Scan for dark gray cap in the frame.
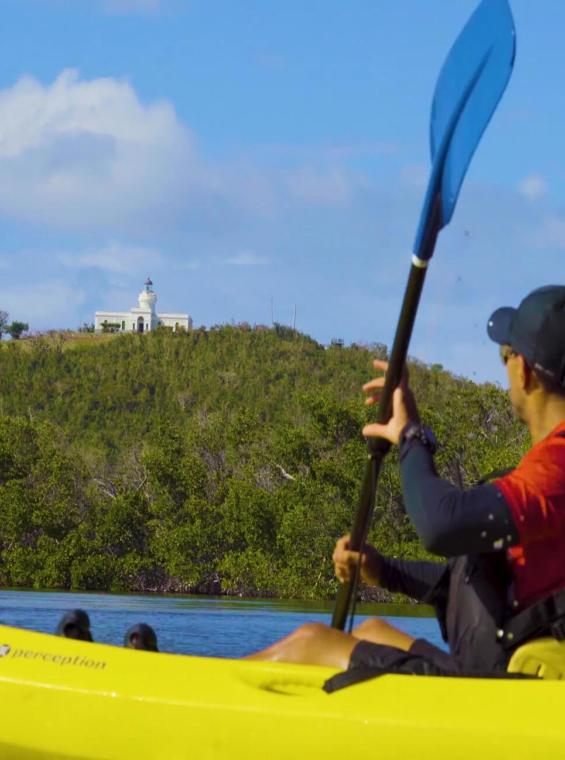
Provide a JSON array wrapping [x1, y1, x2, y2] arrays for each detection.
[[487, 285, 565, 387]]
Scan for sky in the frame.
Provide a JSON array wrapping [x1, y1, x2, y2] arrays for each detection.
[[0, 0, 563, 386]]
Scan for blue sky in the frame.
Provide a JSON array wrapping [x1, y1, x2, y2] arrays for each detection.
[[0, 0, 564, 386]]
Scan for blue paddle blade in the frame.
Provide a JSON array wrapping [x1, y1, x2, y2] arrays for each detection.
[[413, 0, 515, 260]]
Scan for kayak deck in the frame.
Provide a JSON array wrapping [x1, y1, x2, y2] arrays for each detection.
[[0, 624, 562, 759]]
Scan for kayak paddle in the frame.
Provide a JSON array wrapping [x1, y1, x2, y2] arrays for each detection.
[[332, 0, 516, 631]]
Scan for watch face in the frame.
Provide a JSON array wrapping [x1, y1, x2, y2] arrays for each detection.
[[405, 423, 436, 452]]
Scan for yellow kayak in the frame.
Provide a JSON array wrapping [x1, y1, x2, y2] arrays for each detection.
[[0, 623, 562, 759]]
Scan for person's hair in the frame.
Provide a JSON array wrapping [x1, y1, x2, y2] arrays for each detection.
[[534, 369, 565, 398]]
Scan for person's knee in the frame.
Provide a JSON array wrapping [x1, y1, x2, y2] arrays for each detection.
[[291, 622, 328, 642], [353, 618, 387, 638], [352, 617, 414, 651], [245, 622, 331, 662]]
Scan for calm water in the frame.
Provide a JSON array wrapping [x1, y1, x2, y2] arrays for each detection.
[[0, 591, 445, 657]]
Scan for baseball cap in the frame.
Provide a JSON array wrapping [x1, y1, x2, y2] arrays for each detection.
[[487, 285, 565, 387]]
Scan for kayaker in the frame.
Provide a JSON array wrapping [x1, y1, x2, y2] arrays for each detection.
[[124, 623, 159, 652], [248, 285, 565, 675], [56, 609, 93, 642]]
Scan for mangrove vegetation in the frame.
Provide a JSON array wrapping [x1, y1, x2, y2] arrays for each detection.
[[0, 326, 527, 599]]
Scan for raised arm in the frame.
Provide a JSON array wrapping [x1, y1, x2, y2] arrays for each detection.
[[362, 360, 519, 558]]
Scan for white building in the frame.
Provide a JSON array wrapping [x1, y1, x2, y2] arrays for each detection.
[[95, 278, 192, 334]]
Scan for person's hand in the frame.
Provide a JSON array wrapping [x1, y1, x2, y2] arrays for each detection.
[[332, 534, 382, 587], [362, 359, 420, 445]]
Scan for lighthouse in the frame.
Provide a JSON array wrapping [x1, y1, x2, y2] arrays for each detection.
[[94, 278, 192, 334]]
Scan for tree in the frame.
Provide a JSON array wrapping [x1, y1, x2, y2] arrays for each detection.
[[101, 320, 120, 334], [0, 325, 526, 597], [7, 322, 28, 340], [0, 310, 8, 338]]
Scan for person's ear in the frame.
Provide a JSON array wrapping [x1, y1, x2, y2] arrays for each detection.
[[517, 354, 534, 392]]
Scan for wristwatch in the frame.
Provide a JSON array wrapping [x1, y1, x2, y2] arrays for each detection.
[[399, 422, 437, 454]]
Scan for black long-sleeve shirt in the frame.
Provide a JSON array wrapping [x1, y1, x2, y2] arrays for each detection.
[[377, 437, 519, 601], [399, 438, 519, 556], [378, 555, 446, 603]]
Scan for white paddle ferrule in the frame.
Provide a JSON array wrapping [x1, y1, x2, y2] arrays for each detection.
[[411, 254, 429, 269]]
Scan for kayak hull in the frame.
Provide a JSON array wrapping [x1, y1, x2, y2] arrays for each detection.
[[0, 624, 561, 759]]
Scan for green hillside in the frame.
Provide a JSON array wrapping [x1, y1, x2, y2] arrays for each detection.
[[0, 326, 527, 599]]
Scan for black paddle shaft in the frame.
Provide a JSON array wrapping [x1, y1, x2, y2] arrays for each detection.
[[330, 0, 516, 632], [331, 202, 440, 631]]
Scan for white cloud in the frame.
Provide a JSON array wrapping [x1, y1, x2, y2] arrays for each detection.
[[227, 251, 268, 267], [517, 173, 548, 202], [59, 241, 162, 272], [0, 71, 391, 238], [0, 70, 289, 234], [0, 70, 200, 232]]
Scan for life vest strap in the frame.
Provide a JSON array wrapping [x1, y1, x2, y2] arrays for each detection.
[[501, 588, 565, 650]]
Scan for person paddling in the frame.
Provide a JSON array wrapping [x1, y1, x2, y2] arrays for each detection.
[[248, 285, 565, 675]]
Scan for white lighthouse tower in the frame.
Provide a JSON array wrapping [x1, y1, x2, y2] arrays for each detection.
[[95, 278, 191, 334], [131, 277, 158, 333]]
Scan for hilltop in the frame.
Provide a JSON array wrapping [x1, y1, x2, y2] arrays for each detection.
[[0, 326, 526, 598]]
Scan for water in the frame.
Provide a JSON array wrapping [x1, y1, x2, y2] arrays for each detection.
[[0, 590, 445, 658]]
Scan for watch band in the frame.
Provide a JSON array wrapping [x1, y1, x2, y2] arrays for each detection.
[[399, 422, 437, 455]]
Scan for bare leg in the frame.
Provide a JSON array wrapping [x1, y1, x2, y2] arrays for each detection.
[[245, 618, 415, 669], [352, 618, 415, 651], [245, 623, 359, 669]]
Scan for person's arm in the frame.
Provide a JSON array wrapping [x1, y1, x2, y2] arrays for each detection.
[[399, 439, 519, 556], [333, 535, 447, 602], [378, 555, 447, 603], [361, 358, 519, 558]]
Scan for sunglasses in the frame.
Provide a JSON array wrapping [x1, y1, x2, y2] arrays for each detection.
[[499, 345, 517, 366]]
